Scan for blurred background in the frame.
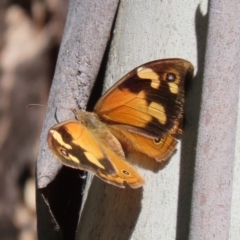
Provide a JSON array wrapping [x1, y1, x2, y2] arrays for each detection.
[[0, 0, 68, 239]]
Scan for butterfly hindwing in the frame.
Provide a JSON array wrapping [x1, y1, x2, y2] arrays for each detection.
[[109, 125, 178, 162], [97, 142, 144, 188]]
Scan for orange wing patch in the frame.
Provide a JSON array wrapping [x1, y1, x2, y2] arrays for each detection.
[[109, 126, 177, 162]]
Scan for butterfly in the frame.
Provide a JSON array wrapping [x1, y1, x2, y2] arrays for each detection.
[[47, 58, 194, 188]]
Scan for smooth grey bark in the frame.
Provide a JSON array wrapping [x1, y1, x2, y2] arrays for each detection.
[[76, 1, 201, 239], [189, 1, 240, 239], [36, 0, 119, 238]]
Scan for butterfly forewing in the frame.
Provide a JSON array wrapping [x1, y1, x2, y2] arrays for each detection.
[[48, 120, 116, 175], [48, 120, 145, 188], [94, 59, 193, 139]]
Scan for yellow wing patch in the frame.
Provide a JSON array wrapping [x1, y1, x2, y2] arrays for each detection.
[[50, 130, 72, 150], [168, 82, 178, 94], [148, 102, 166, 124], [137, 67, 161, 89], [84, 152, 105, 169]]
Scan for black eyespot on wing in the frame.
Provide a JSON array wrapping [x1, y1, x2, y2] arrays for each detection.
[[122, 169, 130, 176], [60, 149, 69, 157], [154, 138, 161, 145], [166, 73, 176, 82]]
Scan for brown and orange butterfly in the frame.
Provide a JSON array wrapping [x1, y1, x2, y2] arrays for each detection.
[[47, 58, 193, 188]]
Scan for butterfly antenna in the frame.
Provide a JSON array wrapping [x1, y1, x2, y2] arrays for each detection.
[[54, 108, 60, 123], [27, 104, 69, 124], [26, 104, 47, 108]]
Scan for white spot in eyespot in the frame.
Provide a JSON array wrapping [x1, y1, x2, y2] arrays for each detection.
[[61, 149, 68, 156], [166, 73, 176, 82]]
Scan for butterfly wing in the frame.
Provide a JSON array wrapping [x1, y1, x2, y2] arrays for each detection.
[[97, 141, 144, 188], [94, 59, 193, 160], [48, 120, 144, 188], [109, 125, 178, 162]]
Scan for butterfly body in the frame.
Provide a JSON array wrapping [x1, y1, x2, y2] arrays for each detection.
[[48, 59, 194, 188]]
